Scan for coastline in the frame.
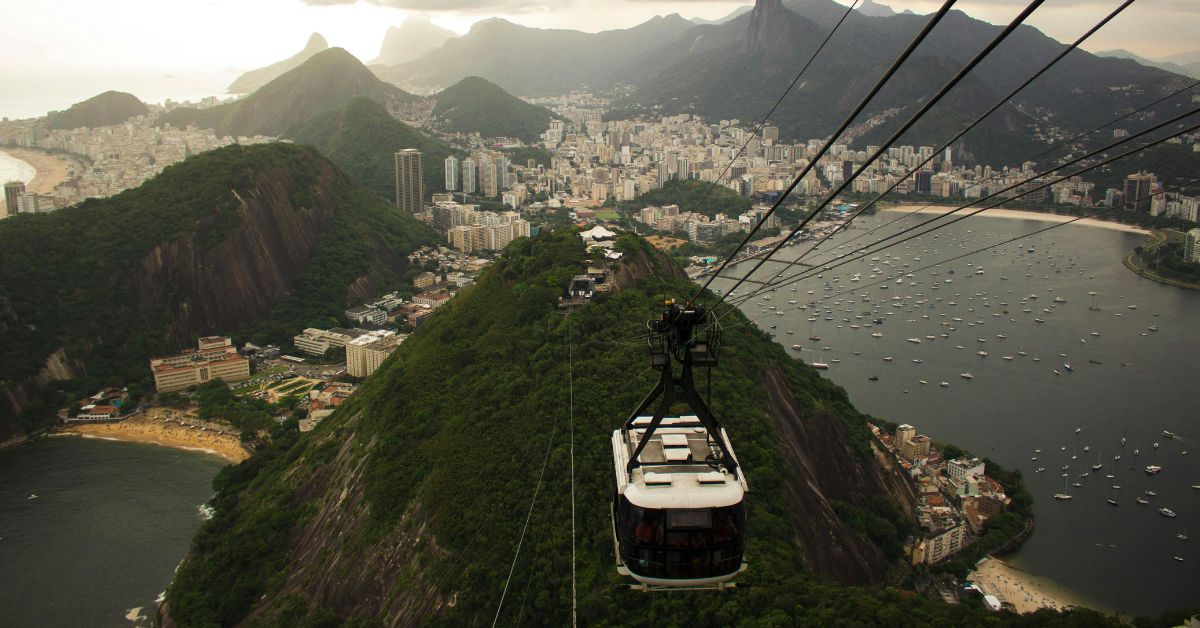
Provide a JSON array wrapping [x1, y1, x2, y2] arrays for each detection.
[[968, 557, 1098, 615], [0, 147, 74, 195], [58, 409, 249, 464], [880, 205, 1151, 235]]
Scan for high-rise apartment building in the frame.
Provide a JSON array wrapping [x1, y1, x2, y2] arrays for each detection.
[[462, 157, 477, 194], [4, 181, 25, 218], [394, 149, 424, 213], [1124, 171, 1154, 213], [346, 330, 405, 378], [444, 155, 459, 191], [761, 125, 779, 144]]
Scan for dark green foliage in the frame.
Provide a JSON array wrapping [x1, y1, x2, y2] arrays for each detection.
[[501, 146, 554, 168], [0, 142, 434, 436], [622, 179, 751, 218], [288, 96, 458, 200], [161, 48, 418, 138], [161, 230, 1184, 626], [431, 76, 556, 141], [831, 496, 914, 560], [45, 90, 149, 130], [168, 421, 305, 626], [193, 379, 276, 432]]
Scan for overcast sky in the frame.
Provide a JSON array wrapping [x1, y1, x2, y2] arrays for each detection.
[[0, 0, 1195, 77]]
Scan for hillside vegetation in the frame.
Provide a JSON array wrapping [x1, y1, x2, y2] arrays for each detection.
[[623, 179, 752, 218], [0, 143, 434, 436], [431, 76, 556, 141], [162, 48, 417, 138], [46, 91, 149, 130], [288, 97, 458, 201], [160, 230, 1172, 627]]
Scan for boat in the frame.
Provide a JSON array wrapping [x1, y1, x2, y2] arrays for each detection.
[[907, 338, 922, 344], [1002, 355, 1014, 361], [868, 375, 879, 381], [1162, 430, 1177, 439], [1054, 476, 1073, 500], [1107, 499, 1118, 506], [1145, 491, 1158, 496], [1075, 427, 1082, 433], [1159, 508, 1177, 518], [883, 356, 894, 362], [977, 350, 989, 357], [872, 332, 883, 338], [1178, 533, 1190, 541], [1146, 465, 1163, 475], [919, 380, 928, 385], [960, 373, 974, 380], [1137, 497, 1149, 505], [1174, 556, 1184, 562], [1154, 442, 1160, 449], [912, 359, 923, 364], [791, 344, 802, 350], [27, 494, 37, 500], [1063, 363, 1073, 372], [812, 362, 830, 370], [939, 382, 950, 388], [1088, 359, 1102, 365]]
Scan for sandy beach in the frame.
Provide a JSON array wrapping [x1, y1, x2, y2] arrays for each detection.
[[881, 205, 1150, 235], [968, 557, 1092, 614], [60, 408, 249, 463], [0, 148, 74, 195]]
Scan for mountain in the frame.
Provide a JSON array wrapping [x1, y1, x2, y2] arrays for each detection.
[[227, 33, 329, 94], [690, 5, 752, 25], [0, 143, 434, 437], [45, 91, 149, 129], [288, 96, 458, 200], [429, 76, 556, 141], [374, 14, 696, 95], [616, 0, 1195, 167], [856, 0, 896, 17], [162, 48, 418, 138], [159, 231, 1154, 626], [370, 16, 456, 66], [1095, 49, 1200, 79]]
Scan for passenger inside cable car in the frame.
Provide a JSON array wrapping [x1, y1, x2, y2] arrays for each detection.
[[616, 500, 746, 580]]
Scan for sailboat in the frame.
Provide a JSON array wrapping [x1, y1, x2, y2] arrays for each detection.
[[1054, 475, 1073, 500], [1092, 450, 1103, 471]]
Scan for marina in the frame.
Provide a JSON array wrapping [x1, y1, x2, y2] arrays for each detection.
[[712, 211, 1200, 615]]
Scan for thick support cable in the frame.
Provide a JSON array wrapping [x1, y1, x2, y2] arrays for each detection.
[[719, 116, 1200, 309], [689, 0, 959, 306], [733, 0, 1133, 306], [705, 0, 1044, 311]]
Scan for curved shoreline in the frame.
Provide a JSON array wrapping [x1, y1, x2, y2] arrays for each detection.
[[0, 147, 74, 195], [58, 410, 249, 463], [880, 205, 1151, 235]]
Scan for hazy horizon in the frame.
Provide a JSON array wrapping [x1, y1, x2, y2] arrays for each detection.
[[1, 0, 1197, 120]]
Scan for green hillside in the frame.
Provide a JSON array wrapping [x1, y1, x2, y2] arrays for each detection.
[[161, 231, 1167, 626], [622, 179, 752, 218], [431, 76, 556, 141], [46, 90, 149, 129], [288, 96, 459, 200], [0, 143, 434, 435], [161, 48, 418, 138]]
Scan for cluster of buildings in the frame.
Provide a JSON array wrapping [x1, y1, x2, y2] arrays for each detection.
[[444, 152, 531, 205], [1, 180, 45, 218], [67, 387, 132, 421], [872, 423, 1012, 566], [150, 336, 251, 393], [301, 382, 357, 431], [0, 114, 273, 211], [634, 203, 783, 244]]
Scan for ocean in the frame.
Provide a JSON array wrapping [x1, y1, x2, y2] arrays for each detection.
[[0, 71, 232, 121], [713, 211, 1200, 615], [0, 150, 36, 185], [0, 437, 224, 626]]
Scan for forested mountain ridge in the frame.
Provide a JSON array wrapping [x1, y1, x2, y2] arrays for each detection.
[[0, 143, 434, 437], [429, 76, 558, 141], [45, 91, 149, 130], [162, 48, 419, 138], [227, 33, 330, 94], [159, 231, 1160, 626], [287, 96, 459, 202]]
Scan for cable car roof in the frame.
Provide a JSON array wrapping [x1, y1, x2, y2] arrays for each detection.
[[613, 416, 747, 510]]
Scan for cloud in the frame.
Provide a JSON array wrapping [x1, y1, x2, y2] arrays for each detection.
[[299, 0, 573, 12]]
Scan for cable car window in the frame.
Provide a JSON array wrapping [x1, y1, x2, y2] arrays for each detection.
[[667, 510, 711, 529]]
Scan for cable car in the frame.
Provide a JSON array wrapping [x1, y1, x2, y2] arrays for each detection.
[[611, 301, 748, 591]]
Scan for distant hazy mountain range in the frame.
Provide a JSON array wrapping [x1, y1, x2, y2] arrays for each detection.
[[227, 33, 329, 94], [1096, 49, 1200, 79], [364, 0, 1192, 167], [370, 16, 456, 66]]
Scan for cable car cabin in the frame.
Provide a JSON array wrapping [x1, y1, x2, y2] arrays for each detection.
[[611, 415, 748, 590]]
